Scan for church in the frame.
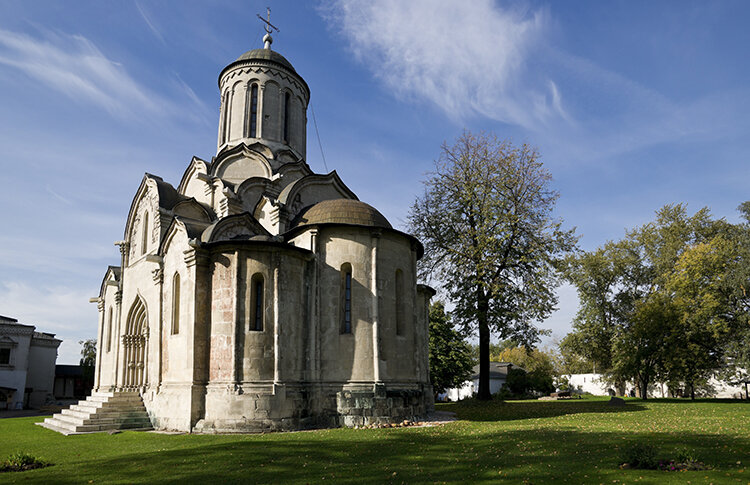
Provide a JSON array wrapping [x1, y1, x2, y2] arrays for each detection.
[[81, 32, 434, 432]]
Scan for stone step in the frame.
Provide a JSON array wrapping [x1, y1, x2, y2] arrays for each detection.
[[36, 419, 77, 436], [61, 408, 145, 420], [41, 391, 153, 435], [39, 418, 78, 434], [37, 417, 153, 435], [71, 401, 142, 413], [59, 410, 150, 425], [61, 408, 94, 420], [52, 413, 86, 427], [71, 400, 104, 410], [88, 395, 144, 404]]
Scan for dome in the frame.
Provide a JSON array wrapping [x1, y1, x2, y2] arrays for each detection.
[[234, 48, 296, 72], [292, 199, 392, 229]]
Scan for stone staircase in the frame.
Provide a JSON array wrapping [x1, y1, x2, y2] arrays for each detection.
[[37, 391, 153, 435]]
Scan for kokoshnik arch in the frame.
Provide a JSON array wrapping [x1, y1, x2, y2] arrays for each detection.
[[89, 31, 435, 432]]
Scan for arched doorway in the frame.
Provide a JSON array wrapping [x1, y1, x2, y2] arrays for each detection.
[[122, 297, 148, 390]]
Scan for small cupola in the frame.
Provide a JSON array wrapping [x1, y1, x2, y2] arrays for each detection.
[[216, 20, 309, 160]]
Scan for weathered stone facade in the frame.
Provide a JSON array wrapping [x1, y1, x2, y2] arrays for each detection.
[[92, 38, 434, 433]]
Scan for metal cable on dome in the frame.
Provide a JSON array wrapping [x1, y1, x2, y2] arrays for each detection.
[[311, 103, 329, 173]]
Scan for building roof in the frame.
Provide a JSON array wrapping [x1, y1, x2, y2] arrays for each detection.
[[218, 46, 309, 98], [470, 362, 522, 380], [291, 199, 392, 229], [0, 315, 18, 323], [235, 48, 296, 72]]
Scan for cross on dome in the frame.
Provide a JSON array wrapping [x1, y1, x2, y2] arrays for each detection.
[[256, 7, 280, 49]]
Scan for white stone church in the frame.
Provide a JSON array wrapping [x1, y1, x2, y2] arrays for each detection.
[[44, 34, 434, 433]]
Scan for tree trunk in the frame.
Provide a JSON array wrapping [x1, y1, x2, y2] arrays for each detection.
[[745, 382, 748, 400], [640, 376, 649, 400], [690, 381, 695, 400], [616, 381, 626, 397], [477, 290, 492, 400]]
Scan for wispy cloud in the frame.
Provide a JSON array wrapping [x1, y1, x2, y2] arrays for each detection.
[[172, 72, 213, 127], [323, 0, 565, 128], [538, 48, 750, 167], [135, 1, 166, 45], [0, 27, 170, 119]]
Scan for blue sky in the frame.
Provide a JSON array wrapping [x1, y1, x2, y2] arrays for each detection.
[[1, 1, 749, 363]]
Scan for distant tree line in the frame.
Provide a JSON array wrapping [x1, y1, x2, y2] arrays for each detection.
[[560, 203, 750, 399]]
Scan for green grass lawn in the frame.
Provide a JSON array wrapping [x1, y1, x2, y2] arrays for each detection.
[[1, 397, 749, 484]]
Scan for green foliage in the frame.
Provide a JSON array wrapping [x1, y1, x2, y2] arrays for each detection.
[[562, 203, 750, 398], [557, 334, 595, 374], [492, 346, 555, 374], [79, 339, 96, 368], [80, 339, 97, 383], [410, 131, 577, 399], [621, 442, 658, 469], [502, 367, 555, 398], [505, 367, 529, 396], [428, 301, 474, 394], [674, 446, 699, 464], [0, 452, 49, 472], [492, 346, 557, 396]]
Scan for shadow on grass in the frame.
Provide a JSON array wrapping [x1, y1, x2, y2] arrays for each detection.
[[439, 398, 646, 422], [15, 426, 750, 485]]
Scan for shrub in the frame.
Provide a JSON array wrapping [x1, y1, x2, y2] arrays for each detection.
[[0, 452, 49, 472], [621, 442, 658, 469], [675, 446, 698, 464]]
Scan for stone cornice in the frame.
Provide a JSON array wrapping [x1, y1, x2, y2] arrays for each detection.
[[30, 335, 62, 348], [0, 323, 35, 336]]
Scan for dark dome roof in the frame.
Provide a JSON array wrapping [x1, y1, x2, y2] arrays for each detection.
[[234, 48, 295, 72], [292, 199, 392, 229]]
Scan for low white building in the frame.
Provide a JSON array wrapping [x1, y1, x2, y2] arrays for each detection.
[[0, 315, 61, 410], [564, 373, 612, 396], [444, 362, 519, 401], [563, 373, 747, 399]]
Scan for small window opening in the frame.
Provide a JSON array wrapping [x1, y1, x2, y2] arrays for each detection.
[[171, 273, 180, 335], [250, 84, 259, 138], [0, 348, 10, 365], [106, 307, 113, 352], [341, 264, 352, 334], [221, 91, 230, 144], [283, 92, 290, 142], [251, 273, 264, 331], [141, 212, 149, 255]]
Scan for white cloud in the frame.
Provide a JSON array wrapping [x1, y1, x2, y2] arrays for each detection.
[[0, 282, 99, 364], [0, 28, 172, 120], [324, 0, 565, 128]]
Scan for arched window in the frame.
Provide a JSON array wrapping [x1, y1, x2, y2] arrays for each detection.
[[171, 273, 180, 335], [106, 307, 113, 352], [340, 263, 353, 334], [141, 212, 149, 256], [395, 269, 404, 336], [250, 273, 264, 331], [221, 90, 230, 144], [249, 84, 259, 138], [283, 91, 290, 143]]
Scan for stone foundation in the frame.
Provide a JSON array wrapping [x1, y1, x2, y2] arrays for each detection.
[[335, 384, 433, 427], [145, 382, 433, 433]]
